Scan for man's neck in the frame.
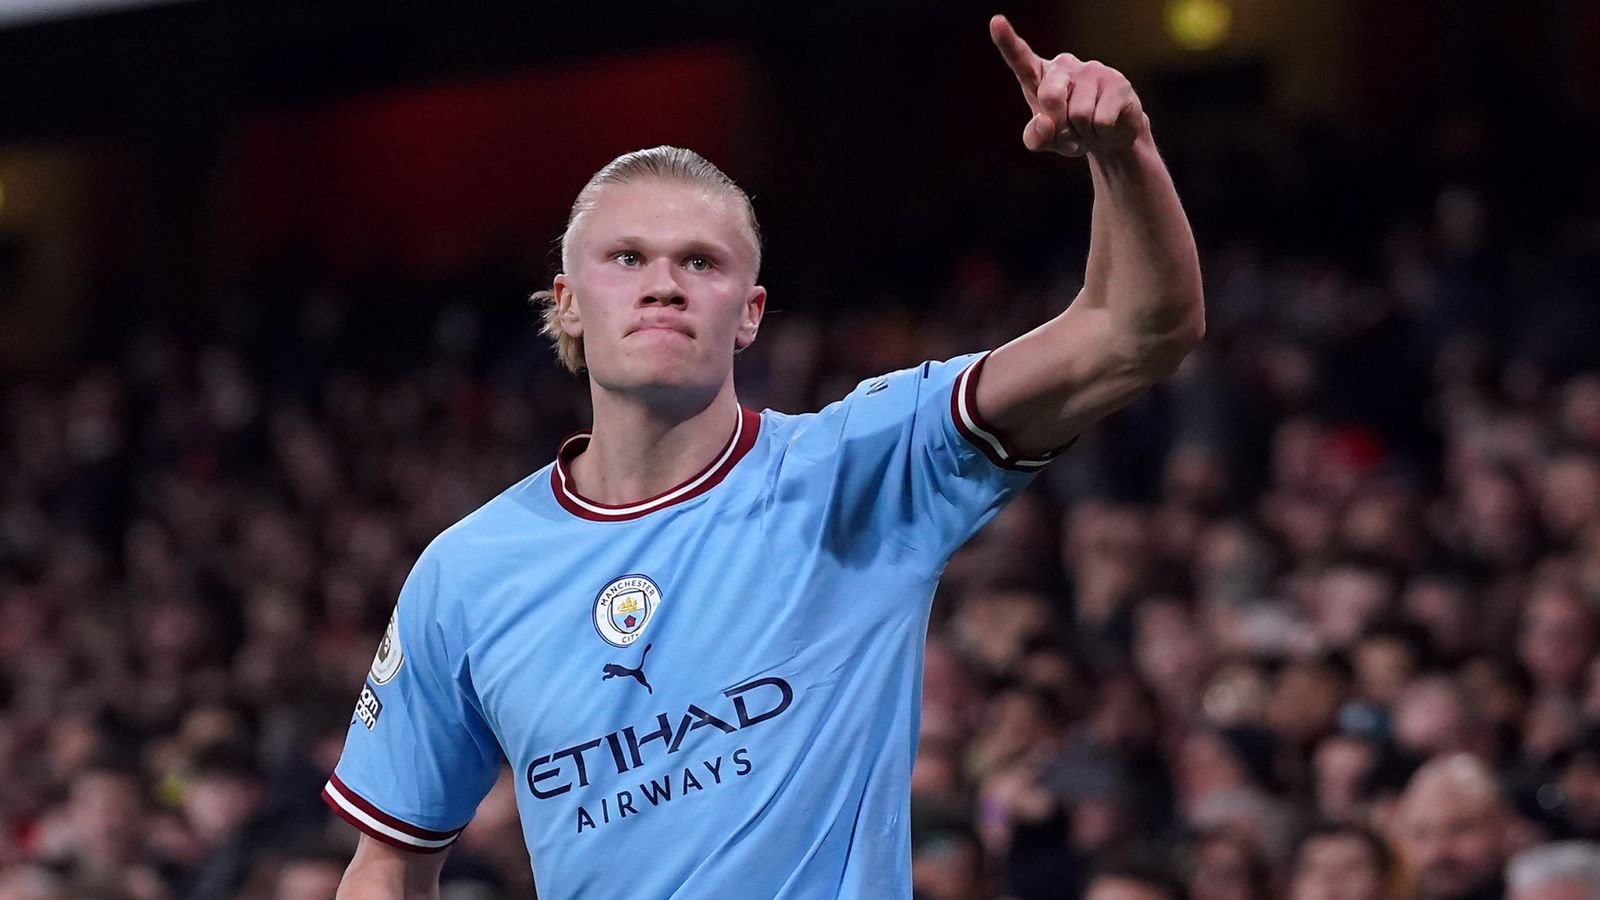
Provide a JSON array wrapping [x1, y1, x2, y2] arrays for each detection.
[[571, 380, 742, 505]]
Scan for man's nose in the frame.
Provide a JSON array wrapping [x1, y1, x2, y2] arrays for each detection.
[[639, 260, 686, 307]]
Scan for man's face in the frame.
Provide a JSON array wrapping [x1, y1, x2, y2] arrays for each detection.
[[1510, 878, 1598, 900], [1312, 736, 1376, 821], [910, 834, 984, 900], [1290, 834, 1386, 900], [554, 180, 764, 398], [1084, 877, 1173, 900], [67, 771, 144, 850], [1399, 781, 1504, 899], [1518, 590, 1596, 692], [1558, 755, 1600, 835]]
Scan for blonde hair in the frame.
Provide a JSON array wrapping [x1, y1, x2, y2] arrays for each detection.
[[531, 146, 762, 374]]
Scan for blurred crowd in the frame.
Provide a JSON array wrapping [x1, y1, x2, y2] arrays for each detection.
[[3, 122, 1600, 900]]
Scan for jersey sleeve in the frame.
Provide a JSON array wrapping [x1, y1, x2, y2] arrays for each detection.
[[782, 350, 1065, 563], [322, 546, 502, 852]]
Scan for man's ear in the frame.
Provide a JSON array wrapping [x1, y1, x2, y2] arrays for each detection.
[[736, 285, 767, 349], [553, 274, 583, 339]]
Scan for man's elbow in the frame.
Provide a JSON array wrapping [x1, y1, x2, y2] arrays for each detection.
[[1136, 302, 1205, 379]]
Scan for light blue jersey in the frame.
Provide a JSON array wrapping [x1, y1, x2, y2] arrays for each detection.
[[324, 351, 1059, 898]]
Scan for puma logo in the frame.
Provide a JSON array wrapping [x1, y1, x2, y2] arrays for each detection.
[[865, 379, 889, 395], [601, 643, 653, 694]]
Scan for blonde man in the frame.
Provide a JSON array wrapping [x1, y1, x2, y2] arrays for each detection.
[[325, 15, 1202, 898]]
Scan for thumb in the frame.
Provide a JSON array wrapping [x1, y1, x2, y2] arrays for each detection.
[[1022, 113, 1055, 152]]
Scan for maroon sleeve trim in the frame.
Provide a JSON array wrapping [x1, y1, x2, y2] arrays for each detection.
[[321, 772, 465, 853], [949, 351, 1068, 471]]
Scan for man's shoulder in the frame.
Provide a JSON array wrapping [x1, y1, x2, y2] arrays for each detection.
[[759, 354, 987, 442]]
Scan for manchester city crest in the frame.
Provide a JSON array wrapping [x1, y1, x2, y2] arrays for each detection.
[[593, 574, 661, 647]]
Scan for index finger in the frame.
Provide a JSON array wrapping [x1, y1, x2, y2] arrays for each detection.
[[990, 14, 1043, 91]]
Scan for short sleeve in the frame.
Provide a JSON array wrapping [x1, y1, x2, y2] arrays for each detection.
[[322, 549, 502, 852], [779, 350, 1064, 563]]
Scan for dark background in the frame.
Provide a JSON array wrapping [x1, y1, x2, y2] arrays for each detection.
[[6, 3, 1600, 899]]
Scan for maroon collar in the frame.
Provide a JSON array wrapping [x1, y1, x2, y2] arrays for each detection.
[[550, 407, 761, 522]]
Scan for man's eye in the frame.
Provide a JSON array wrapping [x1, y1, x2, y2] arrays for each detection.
[[615, 251, 641, 266], [685, 255, 715, 272]]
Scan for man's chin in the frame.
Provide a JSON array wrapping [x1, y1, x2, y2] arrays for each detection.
[[593, 364, 724, 402]]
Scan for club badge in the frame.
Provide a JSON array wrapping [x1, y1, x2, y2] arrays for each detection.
[[594, 574, 660, 647]]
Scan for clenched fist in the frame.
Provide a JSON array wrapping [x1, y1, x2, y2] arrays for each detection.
[[990, 14, 1148, 158]]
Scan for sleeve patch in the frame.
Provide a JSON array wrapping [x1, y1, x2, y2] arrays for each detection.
[[369, 608, 404, 684], [353, 681, 383, 730]]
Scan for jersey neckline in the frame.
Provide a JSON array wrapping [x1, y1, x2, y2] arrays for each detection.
[[550, 406, 762, 521]]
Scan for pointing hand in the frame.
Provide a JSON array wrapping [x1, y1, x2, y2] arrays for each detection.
[[990, 14, 1148, 158]]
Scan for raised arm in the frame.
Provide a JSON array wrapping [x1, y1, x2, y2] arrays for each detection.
[[976, 15, 1205, 455], [336, 834, 449, 900]]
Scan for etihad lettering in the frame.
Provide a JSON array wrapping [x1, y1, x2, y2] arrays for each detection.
[[526, 676, 792, 800]]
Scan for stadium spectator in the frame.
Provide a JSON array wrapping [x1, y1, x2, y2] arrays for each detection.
[[1287, 823, 1393, 900], [1504, 841, 1600, 900], [1083, 854, 1191, 900], [1393, 754, 1509, 900]]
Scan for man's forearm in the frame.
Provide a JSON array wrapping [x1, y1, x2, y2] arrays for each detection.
[[336, 838, 447, 900], [1082, 131, 1205, 370], [336, 870, 440, 900]]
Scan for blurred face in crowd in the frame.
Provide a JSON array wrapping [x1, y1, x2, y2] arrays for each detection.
[[1522, 694, 1583, 761], [1313, 734, 1378, 822], [1064, 503, 1150, 625], [1579, 526, 1600, 605], [1187, 832, 1267, 900], [0, 866, 64, 900], [911, 741, 964, 806], [911, 832, 986, 900], [1090, 673, 1161, 753], [1402, 577, 1473, 658], [921, 636, 981, 742], [1072, 794, 1133, 854], [953, 589, 1050, 677], [1135, 597, 1210, 704], [1510, 882, 1595, 900], [1194, 520, 1275, 608], [1397, 757, 1507, 900], [181, 773, 262, 846], [1312, 566, 1394, 649], [1538, 453, 1600, 540], [1178, 732, 1251, 811], [1459, 467, 1532, 564], [1392, 677, 1472, 758], [1272, 418, 1326, 491], [1559, 375, 1600, 443], [1557, 752, 1600, 837], [1340, 488, 1421, 566], [66, 769, 145, 865], [553, 180, 765, 401], [1290, 831, 1389, 900], [1265, 491, 1336, 558], [1020, 645, 1083, 716], [1269, 660, 1347, 747], [1517, 587, 1597, 694], [1086, 876, 1181, 900], [1458, 656, 1530, 734], [1354, 634, 1417, 707]]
